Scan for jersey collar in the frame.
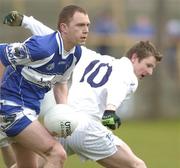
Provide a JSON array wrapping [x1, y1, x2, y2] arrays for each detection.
[[56, 31, 75, 58]]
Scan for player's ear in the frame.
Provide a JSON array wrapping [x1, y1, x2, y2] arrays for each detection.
[[131, 53, 138, 63], [60, 23, 68, 33]]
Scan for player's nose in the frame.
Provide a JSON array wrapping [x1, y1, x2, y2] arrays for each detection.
[[147, 68, 153, 75]]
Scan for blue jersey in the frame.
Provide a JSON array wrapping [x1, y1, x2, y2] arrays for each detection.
[[0, 31, 82, 112]]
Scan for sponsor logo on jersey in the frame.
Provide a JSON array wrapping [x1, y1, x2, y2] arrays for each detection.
[[37, 78, 52, 88]]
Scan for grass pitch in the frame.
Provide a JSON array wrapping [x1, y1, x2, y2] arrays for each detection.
[[0, 119, 179, 168]]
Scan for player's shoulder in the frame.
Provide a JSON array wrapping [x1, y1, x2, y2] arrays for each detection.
[[81, 46, 115, 62], [81, 46, 103, 58], [114, 57, 132, 69], [25, 32, 57, 55], [29, 31, 56, 44], [113, 57, 136, 80]]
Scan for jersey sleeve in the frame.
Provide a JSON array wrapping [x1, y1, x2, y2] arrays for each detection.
[[0, 36, 51, 67], [106, 61, 133, 109], [0, 43, 31, 66], [22, 15, 54, 36], [106, 75, 130, 109]]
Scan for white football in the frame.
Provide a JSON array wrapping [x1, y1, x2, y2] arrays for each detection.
[[39, 90, 56, 123], [43, 104, 79, 138]]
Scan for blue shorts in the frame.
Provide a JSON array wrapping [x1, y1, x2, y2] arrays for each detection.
[[0, 100, 37, 137]]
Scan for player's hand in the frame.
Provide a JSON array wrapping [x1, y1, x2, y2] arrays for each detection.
[[102, 110, 121, 130], [3, 11, 23, 26]]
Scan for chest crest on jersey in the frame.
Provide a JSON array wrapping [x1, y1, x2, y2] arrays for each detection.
[[46, 63, 55, 71]]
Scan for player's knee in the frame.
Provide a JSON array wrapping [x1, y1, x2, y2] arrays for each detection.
[[55, 144, 67, 163], [131, 159, 147, 168], [51, 142, 67, 162], [44, 141, 67, 164]]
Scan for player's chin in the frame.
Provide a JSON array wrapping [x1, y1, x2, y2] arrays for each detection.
[[79, 38, 87, 44], [79, 40, 86, 45]]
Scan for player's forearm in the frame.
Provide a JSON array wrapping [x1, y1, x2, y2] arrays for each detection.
[[22, 15, 54, 36], [106, 82, 129, 110], [53, 82, 68, 104]]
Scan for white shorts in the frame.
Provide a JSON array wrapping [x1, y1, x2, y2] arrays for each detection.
[[59, 117, 124, 161]]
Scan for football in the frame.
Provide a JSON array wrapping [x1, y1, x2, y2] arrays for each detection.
[[43, 104, 79, 138]]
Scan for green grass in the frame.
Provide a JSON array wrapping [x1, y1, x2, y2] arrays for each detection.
[[0, 119, 179, 168], [116, 119, 180, 168]]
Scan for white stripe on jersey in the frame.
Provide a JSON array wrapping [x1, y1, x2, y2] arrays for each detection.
[[21, 67, 56, 88], [26, 53, 54, 68]]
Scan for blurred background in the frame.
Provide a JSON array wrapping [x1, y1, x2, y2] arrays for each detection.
[[0, 0, 180, 168]]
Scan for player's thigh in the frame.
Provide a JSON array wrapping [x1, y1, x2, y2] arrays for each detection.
[[13, 119, 58, 154], [63, 120, 117, 160], [12, 142, 37, 167], [97, 139, 146, 168]]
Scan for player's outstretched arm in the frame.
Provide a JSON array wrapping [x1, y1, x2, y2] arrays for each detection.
[[3, 11, 23, 26], [3, 11, 54, 36]]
